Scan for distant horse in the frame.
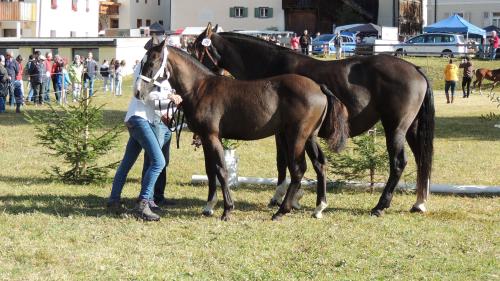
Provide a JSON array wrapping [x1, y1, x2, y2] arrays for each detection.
[[472, 68, 500, 95], [191, 23, 435, 216], [137, 42, 349, 220]]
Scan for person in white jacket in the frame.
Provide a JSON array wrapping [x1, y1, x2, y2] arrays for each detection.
[[107, 50, 182, 221]]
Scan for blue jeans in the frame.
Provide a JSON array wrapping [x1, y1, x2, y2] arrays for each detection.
[[53, 75, 62, 102], [13, 80, 24, 104], [84, 76, 95, 96], [43, 78, 51, 103], [109, 116, 166, 202], [142, 122, 172, 201], [114, 79, 122, 96], [445, 80, 456, 97], [0, 96, 5, 113], [491, 47, 498, 60]]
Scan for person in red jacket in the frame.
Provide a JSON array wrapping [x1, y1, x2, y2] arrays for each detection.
[[290, 33, 299, 52], [43, 52, 53, 102], [489, 31, 499, 60]]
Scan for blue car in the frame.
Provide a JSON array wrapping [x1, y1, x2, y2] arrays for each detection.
[[312, 33, 357, 56]]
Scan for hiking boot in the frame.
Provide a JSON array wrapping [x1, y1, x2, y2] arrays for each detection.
[[148, 200, 162, 212], [134, 199, 160, 221], [106, 200, 126, 215]]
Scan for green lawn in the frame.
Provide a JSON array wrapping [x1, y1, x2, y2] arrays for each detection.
[[0, 58, 499, 280]]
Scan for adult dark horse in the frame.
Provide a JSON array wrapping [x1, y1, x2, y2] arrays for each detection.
[[137, 42, 349, 220], [191, 24, 435, 216]]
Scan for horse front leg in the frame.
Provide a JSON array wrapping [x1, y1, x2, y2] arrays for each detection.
[[305, 138, 328, 219], [207, 135, 234, 221], [269, 134, 289, 207], [202, 142, 218, 217]]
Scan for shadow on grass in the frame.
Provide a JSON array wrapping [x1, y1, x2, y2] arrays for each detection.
[[435, 116, 500, 140]]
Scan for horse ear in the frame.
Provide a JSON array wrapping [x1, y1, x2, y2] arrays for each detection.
[[206, 22, 213, 37], [213, 24, 219, 33]]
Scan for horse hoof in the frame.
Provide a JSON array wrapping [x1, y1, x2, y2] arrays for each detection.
[[312, 212, 323, 219], [220, 214, 231, 221], [271, 213, 283, 221], [202, 209, 214, 217], [292, 203, 302, 210], [410, 205, 426, 213], [268, 199, 280, 208], [370, 208, 384, 217]]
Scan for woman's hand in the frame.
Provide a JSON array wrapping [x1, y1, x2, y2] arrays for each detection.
[[169, 94, 183, 105]]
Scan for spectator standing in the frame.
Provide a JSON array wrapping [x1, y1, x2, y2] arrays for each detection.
[[290, 33, 300, 52], [334, 32, 343, 59], [444, 59, 459, 104], [5, 51, 19, 108], [24, 55, 34, 103], [114, 60, 125, 96], [459, 57, 473, 98], [43, 52, 53, 103], [83, 52, 98, 96], [490, 31, 499, 60], [68, 55, 84, 102], [100, 59, 111, 92], [14, 55, 24, 112], [0, 55, 8, 113], [28, 52, 46, 106], [299, 29, 311, 55], [52, 55, 64, 103], [109, 58, 116, 92]]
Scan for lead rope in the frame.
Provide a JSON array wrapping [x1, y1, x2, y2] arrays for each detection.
[[159, 99, 185, 149]]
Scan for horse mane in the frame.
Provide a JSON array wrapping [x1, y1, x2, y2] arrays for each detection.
[[218, 32, 303, 55], [166, 46, 215, 77]]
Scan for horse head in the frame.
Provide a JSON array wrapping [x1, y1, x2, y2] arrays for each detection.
[[190, 22, 223, 74], [136, 39, 170, 100]]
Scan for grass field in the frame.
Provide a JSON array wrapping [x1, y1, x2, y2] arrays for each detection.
[[0, 57, 499, 280]]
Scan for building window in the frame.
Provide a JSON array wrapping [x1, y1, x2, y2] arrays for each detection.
[[145, 0, 147, 3], [255, 7, 273, 18], [159, 20, 163, 26], [70, 31, 77, 37], [158, 0, 160, 5], [72, 0, 77, 11], [50, 30, 56, 37], [492, 13, 500, 28], [136, 0, 139, 2], [72, 48, 99, 62], [229, 7, 247, 18], [111, 18, 119, 28], [137, 19, 142, 28], [146, 19, 151, 26]]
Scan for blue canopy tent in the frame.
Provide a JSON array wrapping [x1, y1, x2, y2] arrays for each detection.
[[424, 14, 486, 39]]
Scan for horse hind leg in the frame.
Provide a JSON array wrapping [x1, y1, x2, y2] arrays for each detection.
[[305, 137, 328, 219], [406, 121, 428, 213], [202, 143, 218, 217], [371, 129, 408, 217], [272, 137, 308, 221], [269, 134, 289, 207]]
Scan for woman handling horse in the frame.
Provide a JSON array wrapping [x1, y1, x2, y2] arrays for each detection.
[[107, 47, 182, 221], [139, 42, 349, 221]]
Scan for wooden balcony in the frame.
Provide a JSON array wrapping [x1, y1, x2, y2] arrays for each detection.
[[100, 1, 120, 16], [0, 2, 37, 21], [282, 0, 319, 9]]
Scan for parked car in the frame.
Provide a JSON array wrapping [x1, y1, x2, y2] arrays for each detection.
[[394, 33, 467, 57], [311, 33, 356, 56]]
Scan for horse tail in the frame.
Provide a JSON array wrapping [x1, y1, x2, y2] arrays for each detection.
[[414, 67, 435, 207], [318, 84, 349, 153]]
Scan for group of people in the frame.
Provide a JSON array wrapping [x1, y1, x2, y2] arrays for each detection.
[[443, 57, 474, 103], [0, 50, 129, 113], [0, 52, 24, 113]]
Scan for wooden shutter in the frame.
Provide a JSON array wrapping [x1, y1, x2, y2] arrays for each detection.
[[255, 8, 260, 18], [229, 7, 235, 17], [268, 8, 273, 18], [242, 7, 248, 18]]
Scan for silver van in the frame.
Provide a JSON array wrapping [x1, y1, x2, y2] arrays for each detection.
[[395, 33, 467, 57]]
